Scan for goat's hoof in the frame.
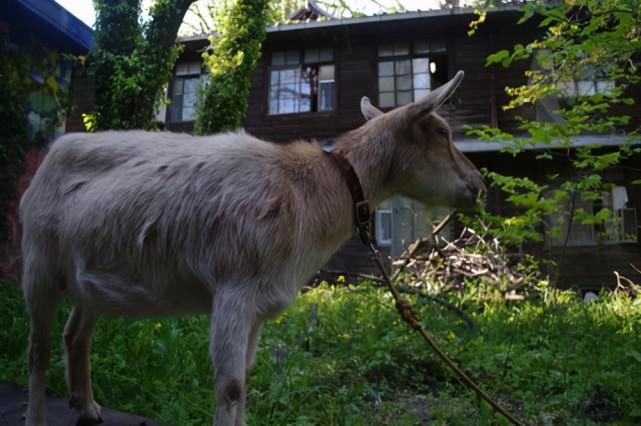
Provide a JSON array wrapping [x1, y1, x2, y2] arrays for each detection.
[[76, 414, 103, 426], [73, 399, 103, 425]]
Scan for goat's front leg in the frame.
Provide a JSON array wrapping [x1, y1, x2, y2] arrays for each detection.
[[235, 323, 263, 426], [63, 306, 101, 425], [211, 289, 254, 426]]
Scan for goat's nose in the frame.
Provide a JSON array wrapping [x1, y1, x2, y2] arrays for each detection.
[[467, 179, 487, 202]]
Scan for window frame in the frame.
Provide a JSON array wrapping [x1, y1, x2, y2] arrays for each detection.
[[266, 47, 336, 117], [375, 208, 393, 247], [168, 60, 206, 123], [376, 40, 447, 109], [546, 185, 637, 247]]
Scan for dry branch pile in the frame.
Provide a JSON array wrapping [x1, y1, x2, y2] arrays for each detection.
[[393, 227, 538, 297]]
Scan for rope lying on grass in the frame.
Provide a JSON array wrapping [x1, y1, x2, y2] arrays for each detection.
[[367, 212, 524, 426]]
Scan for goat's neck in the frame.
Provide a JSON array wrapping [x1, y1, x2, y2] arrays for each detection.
[[334, 130, 395, 207]]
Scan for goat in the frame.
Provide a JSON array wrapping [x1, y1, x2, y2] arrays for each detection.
[[21, 70, 484, 426]]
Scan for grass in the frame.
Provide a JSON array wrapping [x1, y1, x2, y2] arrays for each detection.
[[2, 279, 641, 425]]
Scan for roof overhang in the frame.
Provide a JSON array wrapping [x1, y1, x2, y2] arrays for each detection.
[[15, 0, 94, 51], [267, 7, 520, 33], [178, 7, 521, 43], [455, 134, 641, 153]]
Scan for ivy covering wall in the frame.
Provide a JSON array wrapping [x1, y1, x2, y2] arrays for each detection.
[[90, 0, 196, 130], [195, 0, 270, 134]]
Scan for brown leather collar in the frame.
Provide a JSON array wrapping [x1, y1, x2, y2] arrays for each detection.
[[324, 149, 371, 242]]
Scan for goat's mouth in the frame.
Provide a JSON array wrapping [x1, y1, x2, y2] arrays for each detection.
[[456, 185, 486, 209]]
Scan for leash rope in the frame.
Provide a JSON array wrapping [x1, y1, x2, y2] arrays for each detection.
[[368, 248, 523, 426], [324, 148, 523, 425]]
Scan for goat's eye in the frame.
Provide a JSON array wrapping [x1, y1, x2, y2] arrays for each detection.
[[436, 128, 449, 137]]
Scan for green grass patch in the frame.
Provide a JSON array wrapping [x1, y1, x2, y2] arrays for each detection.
[[2, 280, 640, 425]]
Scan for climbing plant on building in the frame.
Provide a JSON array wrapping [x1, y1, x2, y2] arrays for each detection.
[[90, 0, 196, 130], [195, 0, 270, 134]]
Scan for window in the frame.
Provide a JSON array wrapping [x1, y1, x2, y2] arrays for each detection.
[[535, 51, 615, 98], [377, 40, 447, 108], [547, 185, 637, 246], [170, 61, 207, 122], [268, 48, 335, 115], [375, 209, 393, 246]]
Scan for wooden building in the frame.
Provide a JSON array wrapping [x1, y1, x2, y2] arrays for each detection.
[[103, 7, 641, 288]]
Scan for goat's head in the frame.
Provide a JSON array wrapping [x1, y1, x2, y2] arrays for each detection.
[[360, 70, 485, 209]]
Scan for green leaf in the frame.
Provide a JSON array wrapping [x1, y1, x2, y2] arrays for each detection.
[[485, 50, 510, 67], [626, 351, 641, 364]]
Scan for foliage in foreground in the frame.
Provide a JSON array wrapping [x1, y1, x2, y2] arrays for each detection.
[[467, 0, 641, 247], [2, 280, 641, 425]]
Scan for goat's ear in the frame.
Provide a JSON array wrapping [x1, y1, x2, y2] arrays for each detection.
[[360, 96, 383, 121], [403, 70, 464, 120]]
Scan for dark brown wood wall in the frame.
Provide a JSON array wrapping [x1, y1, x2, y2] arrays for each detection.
[[242, 11, 537, 143]]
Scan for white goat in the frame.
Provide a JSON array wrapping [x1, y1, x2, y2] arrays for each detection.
[[21, 71, 484, 426]]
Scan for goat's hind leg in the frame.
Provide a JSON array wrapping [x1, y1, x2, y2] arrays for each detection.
[[23, 258, 62, 426], [64, 306, 102, 425], [211, 289, 254, 426]]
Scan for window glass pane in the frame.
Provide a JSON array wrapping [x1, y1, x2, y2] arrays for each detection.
[[270, 70, 280, 85], [396, 75, 411, 91], [412, 58, 429, 74], [272, 51, 284, 66], [319, 64, 334, 81], [318, 81, 335, 111], [596, 81, 615, 94], [269, 88, 278, 114], [319, 47, 333, 62], [175, 62, 189, 75], [397, 91, 412, 105], [281, 68, 298, 83], [183, 78, 199, 94], [300, 81, 311, 96], [285, 50, 300, 65], [183, 106, 196, 121], [378, 77, 394, 92], [395, 60, 411, 75], [414, 89, 429, 100], [300, 97, 311, 112], [379, 92, 395, 108], [558, 81, 576, 96], [304, 48, 319, 63], [413, 73, 430, 89], [378, 61, 394, 77], [282, 83, 298, 99], [414, 40, 429, 54], [577, 80, 596, 96], [171, 94, 183, 121], [173, 79, 184, 95], [280, 99, 295, 114], [393, 42, 409, 56], [378, 43, 394, 57], [188, 61, 202, 74]]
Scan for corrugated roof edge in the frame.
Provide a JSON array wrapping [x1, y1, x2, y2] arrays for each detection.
[[177, 7, 521, 42]]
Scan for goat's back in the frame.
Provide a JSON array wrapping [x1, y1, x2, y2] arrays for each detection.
[[20, 131, 312, 308]]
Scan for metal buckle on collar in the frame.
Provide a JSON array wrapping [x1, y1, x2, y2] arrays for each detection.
[[354, 200, 371, 227]]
